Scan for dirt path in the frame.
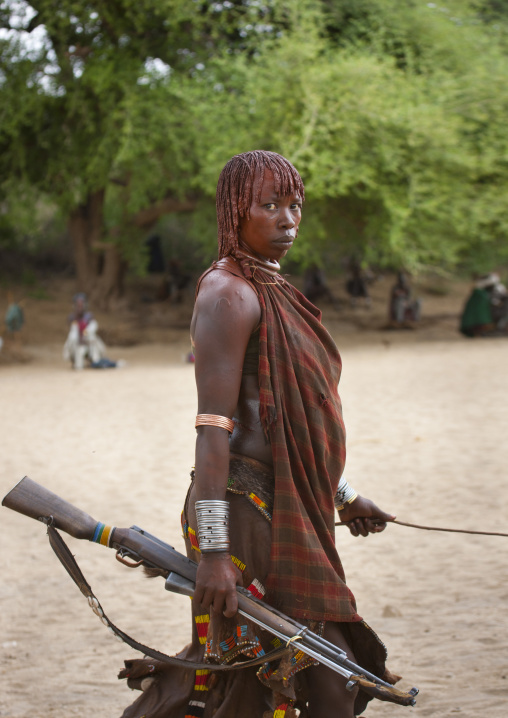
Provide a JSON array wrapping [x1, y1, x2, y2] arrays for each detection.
[[1, 276, 508, 717]]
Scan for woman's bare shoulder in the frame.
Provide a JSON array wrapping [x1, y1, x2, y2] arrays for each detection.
[[197, 266, 259, 309], [192, 265, 260, 336]]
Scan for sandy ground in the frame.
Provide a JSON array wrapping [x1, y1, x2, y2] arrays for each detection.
[[1, 274, 508, 717]]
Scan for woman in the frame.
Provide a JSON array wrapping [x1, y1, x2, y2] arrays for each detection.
[[120, 151, 397, 718]]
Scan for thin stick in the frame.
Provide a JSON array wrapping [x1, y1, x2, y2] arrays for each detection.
[[335, 518, 508, 538]]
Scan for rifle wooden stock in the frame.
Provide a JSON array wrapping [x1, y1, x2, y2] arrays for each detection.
[[2, 476, 418, 707], [3, 476, 98, 540], [2, 477, 197, 583]]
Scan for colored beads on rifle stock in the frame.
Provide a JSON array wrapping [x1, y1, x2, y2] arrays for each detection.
[[91, 522, 115, 547]]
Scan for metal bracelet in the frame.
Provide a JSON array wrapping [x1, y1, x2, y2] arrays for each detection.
[[195, 499, 230, 553], [195, 414, 235, 434], [334, 477, 358, 511]]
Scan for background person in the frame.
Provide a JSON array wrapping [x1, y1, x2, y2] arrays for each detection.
[[345, 259, 371, 309], [63, 293, 112, 369], [389, 271, 421, 326], [302, 263, 340, 307], [4, 291, 24, 348], [460, 273, 508, 337]]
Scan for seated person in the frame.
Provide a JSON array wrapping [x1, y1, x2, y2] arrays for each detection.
[[490, 278, 508, 331], [5, 292, 24, 344], [460, 274, 508, 337], [389, 272, 421, 325], [345, 259, 371, 308], [154, 259, 192, 303], [63, 293, 110, 369], [303, 264, 339, 306], [166, 259, 192, 303]]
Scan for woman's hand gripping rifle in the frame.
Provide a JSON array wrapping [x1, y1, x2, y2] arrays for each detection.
[[3, 476, 418, 707]]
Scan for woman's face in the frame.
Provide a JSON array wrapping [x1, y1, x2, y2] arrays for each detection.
[[239, 170, 302, 261]]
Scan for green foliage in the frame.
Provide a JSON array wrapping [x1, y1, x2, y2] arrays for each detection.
[[0, 0, 286, 276], [185, 1, 508, 272], [1, 0, 508, 277], [0, 178, 65, 253]]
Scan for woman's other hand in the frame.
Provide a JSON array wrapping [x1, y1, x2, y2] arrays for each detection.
[[194, 552, 243, 618], [338, 496, 395, 537]]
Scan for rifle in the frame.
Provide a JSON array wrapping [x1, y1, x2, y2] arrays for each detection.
[[3, 476, 418, 707]]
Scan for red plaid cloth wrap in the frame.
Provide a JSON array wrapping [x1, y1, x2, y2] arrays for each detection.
[[200, 258, 360, 624]]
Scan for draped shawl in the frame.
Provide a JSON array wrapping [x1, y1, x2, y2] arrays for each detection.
[[204, 258, 360, 623]]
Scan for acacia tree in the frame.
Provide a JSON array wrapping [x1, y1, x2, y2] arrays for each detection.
[[188, 0, 508, 273], [0, 0, 282, 306], [2, 0, 508, 296]]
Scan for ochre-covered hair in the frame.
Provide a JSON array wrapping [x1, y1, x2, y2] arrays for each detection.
[[216, 150, 305, 259]]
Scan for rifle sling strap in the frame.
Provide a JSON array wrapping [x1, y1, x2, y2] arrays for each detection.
[[47, 526, 289, 672]]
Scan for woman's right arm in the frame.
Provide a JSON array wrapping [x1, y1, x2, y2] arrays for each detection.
[[191, 269, 260, 617]]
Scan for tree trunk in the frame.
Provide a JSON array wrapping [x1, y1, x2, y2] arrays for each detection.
[[68, 189, 104, 293], [68, 190, 197, 311], [92, 244, 128, 310], [68, 189, 125, 310]]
